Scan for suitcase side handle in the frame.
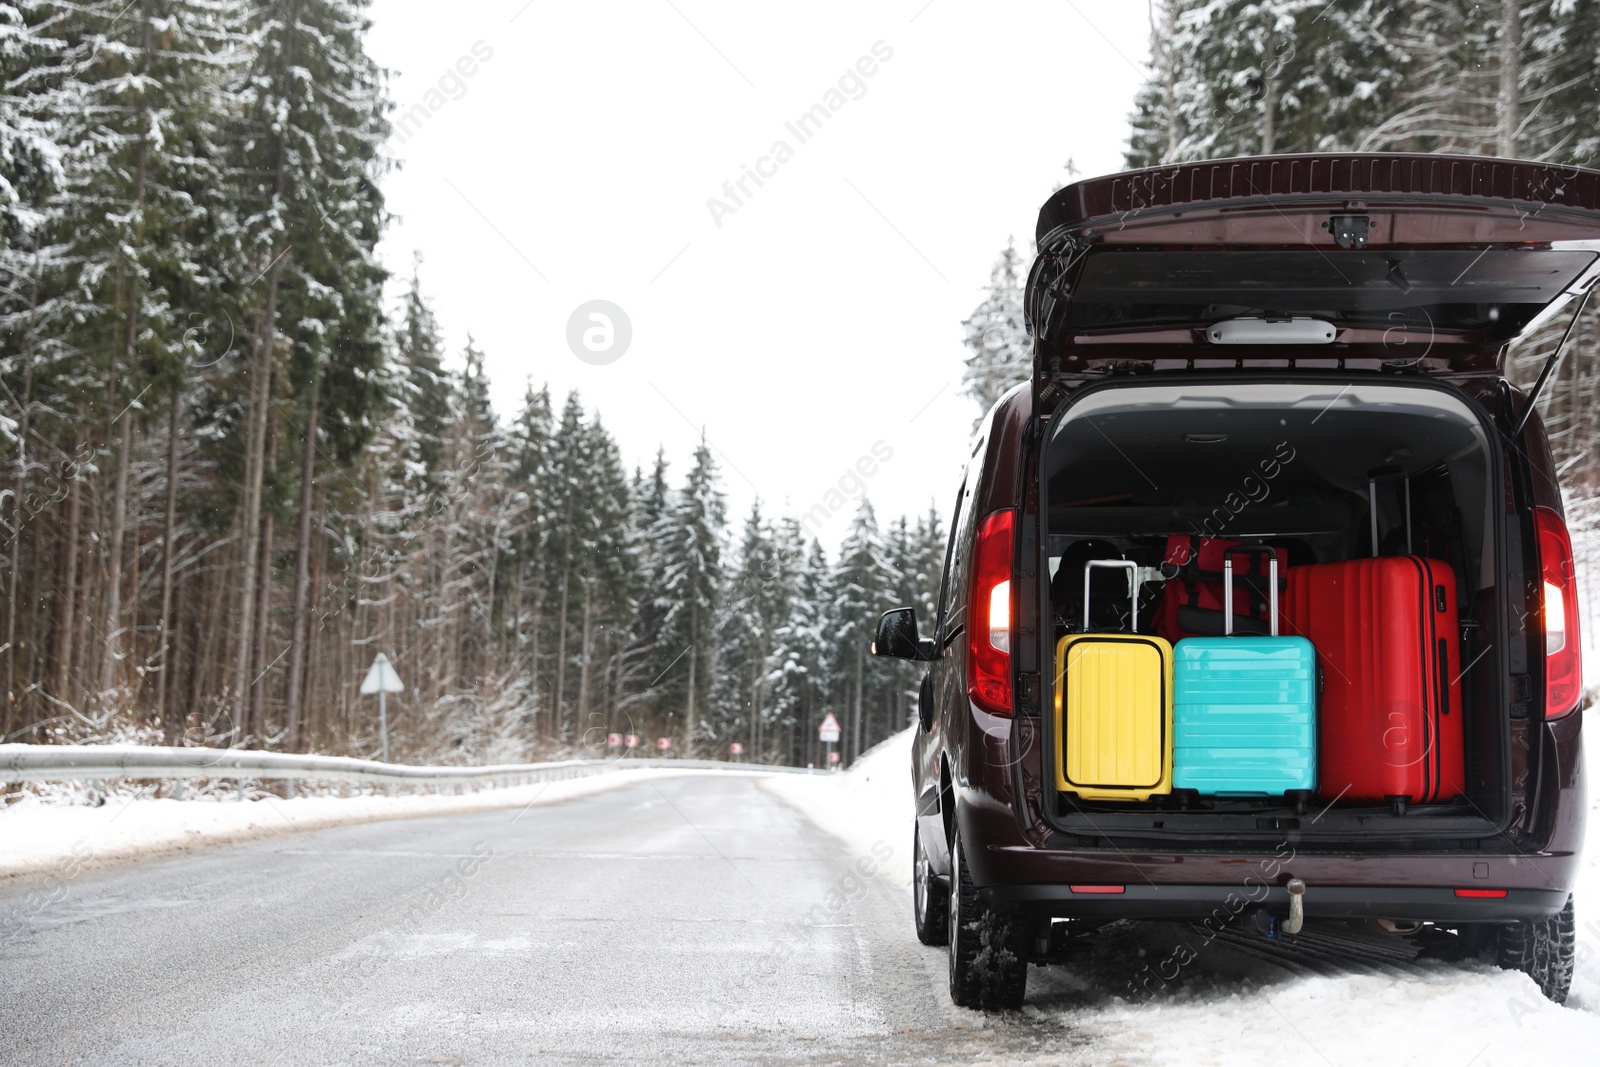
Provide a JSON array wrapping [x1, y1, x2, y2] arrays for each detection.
[[1222, 545, 1278, 636], [1083, 559, 1139, 632]]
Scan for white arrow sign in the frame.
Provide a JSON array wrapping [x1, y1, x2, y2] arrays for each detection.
[[818, 712, 841, 744], [360, 653, 405, 695]]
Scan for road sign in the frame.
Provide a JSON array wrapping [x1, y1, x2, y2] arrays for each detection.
[[360, 653, 404, 764], [729, 742, 743, 755], [657, 737, 672, 751], [607, 733, 622, 748], [359, 653, 404, 695], [818, 712, 841, 744], [827, 751, 841, 764], [624, 735, 638, 749]]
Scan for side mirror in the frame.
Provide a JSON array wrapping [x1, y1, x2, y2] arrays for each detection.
[[871, 607, 935, 661]]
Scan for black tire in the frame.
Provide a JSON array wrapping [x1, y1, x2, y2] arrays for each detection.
[[913, 824, 948, 946], [1496, 894, 1576, 1004], [947, 834, 1029, 1009]]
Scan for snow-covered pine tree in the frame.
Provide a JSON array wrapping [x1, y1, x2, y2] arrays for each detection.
[[710, 502, 783, 758], [1127, 0, 1408, 166], [228, 0, 390, 742], [960, 239, 1030, 422], [541, 391, 588, 738], [765, 524, 829, 766], [504, 380, 552, 735], [652, 434, 725, 755], [619, 448, 671, 731], [573, 412, 634, 743], [829, 499, 890, 763], [396, 262, 451, 489]]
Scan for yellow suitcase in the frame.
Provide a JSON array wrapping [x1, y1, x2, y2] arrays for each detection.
[[1054, 560, 1173, 801]]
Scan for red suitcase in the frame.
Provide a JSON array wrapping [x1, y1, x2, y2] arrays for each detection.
[[1283, 556, 1465, 808]]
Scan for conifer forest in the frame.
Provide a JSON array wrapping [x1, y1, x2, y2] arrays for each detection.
[[4, 1, 1600, 771]]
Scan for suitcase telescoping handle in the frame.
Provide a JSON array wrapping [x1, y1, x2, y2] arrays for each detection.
[[1367, 466, 1412, 556], [1223, 545, 1278, 637], [1083, 559, 1139, 632]]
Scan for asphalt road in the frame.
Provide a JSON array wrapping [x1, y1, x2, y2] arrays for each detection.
[[0, 773, 1103, 1065]]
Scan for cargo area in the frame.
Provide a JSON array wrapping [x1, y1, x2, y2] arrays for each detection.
[[1038, 379, 1512, 846]]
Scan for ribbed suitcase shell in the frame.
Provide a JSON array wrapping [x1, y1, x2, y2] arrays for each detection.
[[1172, 636, 1316, 795], [1054, 633, 1174, 801], [1284, 556, 1465, 804]]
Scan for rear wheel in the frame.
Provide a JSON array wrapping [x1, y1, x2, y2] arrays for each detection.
[[1496, 894, 1575, 1004], [913, 824, 948, 946], [947, 834, 1029, 1009]]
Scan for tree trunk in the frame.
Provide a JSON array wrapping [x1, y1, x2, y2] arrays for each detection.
[[54, 443, 82, 706], [156, 386, 182, 741], [554, 565, 570, 738], [286, 371, 320, 749], [7, 287, 36, 710], [233, 6, 298, 742], [576, 581, 594, 730], [1498, 0, 1521, 157], [1260, 34, 1277, 155], [852, 650, 864, 764], [101, 8, 154, 701]]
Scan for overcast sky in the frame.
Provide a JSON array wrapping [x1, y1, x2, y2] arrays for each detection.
[[364, 1, 1152, 549]]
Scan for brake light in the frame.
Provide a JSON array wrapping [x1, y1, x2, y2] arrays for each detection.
[[968, 509, 1016, 715], [1453, 888, 1508, 898], [1534, 507, 1583, 719]]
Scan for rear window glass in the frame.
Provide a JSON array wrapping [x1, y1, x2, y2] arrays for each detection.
[[1066, 248, 1597, 339]]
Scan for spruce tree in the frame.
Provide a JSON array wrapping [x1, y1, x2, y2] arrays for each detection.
[[960, 240, 1030, 422], [653, 434, 725, 754], [830, 499, 889, 762]]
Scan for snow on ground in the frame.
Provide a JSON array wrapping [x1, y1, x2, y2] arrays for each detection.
[[774, 725, 1600, 1060], [761, 728, 915, 888], [0, 766, 744, 887]]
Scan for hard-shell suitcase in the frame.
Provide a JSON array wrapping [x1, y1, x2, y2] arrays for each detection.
[[1284, 555, 1465, 807], [1172, 547, 1316, 797], [1055, 560, 1174, 801], [1153, 534, 1289, 644]]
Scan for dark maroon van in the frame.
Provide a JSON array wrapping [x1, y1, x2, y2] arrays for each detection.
[[873, 154, 1589, 1009]]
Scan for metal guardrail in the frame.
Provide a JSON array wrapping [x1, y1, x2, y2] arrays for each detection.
[[0, 744, 813, 789]]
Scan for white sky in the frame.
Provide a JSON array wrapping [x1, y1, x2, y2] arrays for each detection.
[[364, 1, 1152, 549]]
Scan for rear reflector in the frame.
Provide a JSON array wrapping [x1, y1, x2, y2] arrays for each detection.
[[1453, 888, 1508, 898], [1069, 885, 1126, 894]]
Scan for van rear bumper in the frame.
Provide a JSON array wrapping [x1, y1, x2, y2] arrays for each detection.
[[982, 883, 1568, 922]]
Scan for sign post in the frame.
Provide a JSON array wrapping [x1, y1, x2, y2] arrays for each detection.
[[818, 712, 841, 770], [360, 653, 405, 763]]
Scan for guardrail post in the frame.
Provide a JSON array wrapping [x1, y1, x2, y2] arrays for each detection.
[[236, 779, 244, 802]]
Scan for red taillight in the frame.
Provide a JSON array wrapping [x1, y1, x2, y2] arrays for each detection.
[[1069, 885, 1126, 894], [1534, 507, 1583, 720], [1453, 888, 1508, 898], [968, 509, 1016, 716]]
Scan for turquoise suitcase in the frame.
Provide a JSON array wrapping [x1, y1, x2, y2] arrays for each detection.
[[1172, 547, 1316, 797]]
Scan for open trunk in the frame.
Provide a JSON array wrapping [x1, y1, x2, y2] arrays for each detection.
[[1036, 377, 1511, 848]]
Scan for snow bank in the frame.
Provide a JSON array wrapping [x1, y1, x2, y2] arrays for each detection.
[[0, 766, 730, 886], [761, 729, 914, 884], [1046, 964, 1600, 1066]]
